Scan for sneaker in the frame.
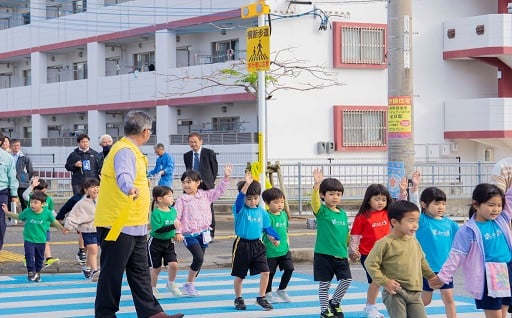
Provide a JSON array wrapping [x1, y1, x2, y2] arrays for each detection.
[[265, 292, 275, 303], [234, 297, 246, 310], [91, 270, 100, 282], [166, 283, 183, 297], [22, 257, 26, 267], [44, 257, 60, 268], [82, 268, 92, 279], [364, 304, 385, 318], [76, 249, 86, 265], [152, 287, 162, 299], [27, 271, 35, 281], [181, 282, 198, 296], [255, 296, 273, 311], [275, 289, 291, 302], [320, 308, 335, 318], [32, 272, 41, 282], [329, 299, 344, 318]]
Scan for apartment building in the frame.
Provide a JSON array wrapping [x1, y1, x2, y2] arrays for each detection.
[[0, 0, 508, 166]]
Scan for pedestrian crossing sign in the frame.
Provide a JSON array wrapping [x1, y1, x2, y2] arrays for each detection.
[[246, 26, 270, 72]]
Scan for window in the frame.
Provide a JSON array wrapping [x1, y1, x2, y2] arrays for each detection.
[[23, 69, 31, 86], [333, 106, 387, 151], [211, 39, 238, 63], [0, 72, 12, 89], [22, 13, 30, 25], [177, 119, 193, 134], [72, 0, 87, 13], [333, 22, 387, 69], [134, 52, 155, 72], [212, 117, 240, 132], [73, 62, 87, 80]]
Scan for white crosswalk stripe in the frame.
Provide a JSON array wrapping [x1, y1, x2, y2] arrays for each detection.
[[0, 270, 485, 317]]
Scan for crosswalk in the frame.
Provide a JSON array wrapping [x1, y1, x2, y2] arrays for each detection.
[[0, 269, 484, 317]]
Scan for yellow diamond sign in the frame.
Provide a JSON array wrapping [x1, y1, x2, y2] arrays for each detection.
[[246, 26, 270, 72]]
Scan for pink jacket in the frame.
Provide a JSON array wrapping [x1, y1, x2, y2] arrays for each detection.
[[174, 177, 229, 235]]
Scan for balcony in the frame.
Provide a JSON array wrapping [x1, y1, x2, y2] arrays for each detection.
[[444, 98, 512, 139], [443, 14, 512, 63], [170, 132, 258, 145]]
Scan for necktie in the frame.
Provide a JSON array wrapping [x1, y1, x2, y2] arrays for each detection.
[[193, 152, 200, 171]]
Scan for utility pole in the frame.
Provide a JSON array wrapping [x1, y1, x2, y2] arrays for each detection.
[[387, 0, 415, 179]]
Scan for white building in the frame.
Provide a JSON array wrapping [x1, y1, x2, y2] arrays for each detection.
[[0, 0, 509, 166]]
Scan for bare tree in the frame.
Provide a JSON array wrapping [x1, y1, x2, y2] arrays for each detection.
[[160, 47, 344, 100]]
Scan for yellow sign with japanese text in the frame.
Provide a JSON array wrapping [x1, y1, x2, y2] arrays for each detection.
[[246, 26, 270, 72], [388, 96, 412, 138]]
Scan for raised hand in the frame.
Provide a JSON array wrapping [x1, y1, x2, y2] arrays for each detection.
[[223, 163, 233, 178], [313, 168, 323, 188]]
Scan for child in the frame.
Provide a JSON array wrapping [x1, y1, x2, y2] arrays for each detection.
[[311, 168, 352, 318], [349, 184, 392, 318], [364, 200, 437, 318], [56, 191, 87, 266], [174, 163, 232, 296], [231, 172, 280, 311], [261, 187, 294, 303], [2, 190, 67, 282], [63, 178, 101, 282], [22, 176, 60, 267], [430, 183, 512, 317], [401, 172, 458, 318], [148, 186, 182, 299]]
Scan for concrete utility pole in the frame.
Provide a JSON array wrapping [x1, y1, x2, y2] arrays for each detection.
[[387, 0, 415, 176]]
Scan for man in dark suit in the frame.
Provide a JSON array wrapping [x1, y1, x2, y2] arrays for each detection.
[[183, 132, 219, 239]]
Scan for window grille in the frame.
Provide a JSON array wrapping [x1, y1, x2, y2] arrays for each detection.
[[341, 26, 385, 65], [336, 108, 387, 148]]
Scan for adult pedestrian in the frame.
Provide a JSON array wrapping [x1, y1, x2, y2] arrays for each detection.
[[183, 132, 218, 239], [98, 133, 113, 171], [94, 110, 184, 318], [65, 134, 101, 195], [1, 136, 11, 153], [0, 131, 18, 250], [147, 143, 175, 187], [10, 139, 34, 210]]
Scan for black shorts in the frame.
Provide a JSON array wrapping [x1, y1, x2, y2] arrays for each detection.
[[147, 236, 177, 268], [231, 237, 269, 279], [313, 252, 351, 282], [267, 251, 294, 274]]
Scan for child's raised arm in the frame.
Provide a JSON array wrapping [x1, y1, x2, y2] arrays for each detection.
[[1, 203, 19, 220], [311, 168, 323, 214], [223, 163, 233, 179]]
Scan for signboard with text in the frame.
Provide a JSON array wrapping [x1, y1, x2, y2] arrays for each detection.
[[388, 96, 412, 138], [246, 26, 270, 72]]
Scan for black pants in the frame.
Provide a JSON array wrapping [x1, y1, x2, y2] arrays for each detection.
[[0, 188, 9, 250], [95, 227, 163, 318]]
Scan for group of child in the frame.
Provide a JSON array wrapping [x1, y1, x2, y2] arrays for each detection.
[[5, 165, 512, 318]]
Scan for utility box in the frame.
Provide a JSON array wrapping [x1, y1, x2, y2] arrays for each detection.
[[317, 141, 326, 154], [326, 142, 335, 154]]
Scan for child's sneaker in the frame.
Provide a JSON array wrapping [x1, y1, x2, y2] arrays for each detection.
[[82, 268, 92, 279], [320, 307, 335, 318], [166, 283, 183, 297], [152, 287, 162, 299], [76, 249, 86, 265], [329, 299, 344, 318], [181, 282, 198, 296], [27, 271, 35, 281], [265, 292, 275, 303], [275, 289, 291, 302], [364, 304, 385, 318], [91, 270, 100, 282], [31, 272, 41, 282], [44, 257, 60, 268], [255, 296, 273, 311], [234, 297, 246, 310]]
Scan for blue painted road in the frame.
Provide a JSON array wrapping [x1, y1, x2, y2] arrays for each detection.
[[0, 269, 484, 317]]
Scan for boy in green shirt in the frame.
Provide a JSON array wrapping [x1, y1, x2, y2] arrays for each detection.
[[364, 200, 437, 318], [312, 168, 351, 318], [2, 190, 67, 282], [262, 187, 294, 303]]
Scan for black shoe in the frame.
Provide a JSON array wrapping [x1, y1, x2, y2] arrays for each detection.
[[31, 272, 41, 282], [76, 249, 86, 265], [255, 296, 273, 311], [82, 268, 91, 279], [234, 297, 246, 310], [329, 299, 344, 318], [27, 271, 35, 281], [320, 308, 335, 318]]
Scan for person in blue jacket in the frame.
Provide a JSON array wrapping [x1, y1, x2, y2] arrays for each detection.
[[148, 143, 175, 187]]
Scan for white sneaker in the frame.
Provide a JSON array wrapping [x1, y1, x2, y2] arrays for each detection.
[[275, 289, 291, 302], [152, 287, 162, 299], [265, 292, 275, 303], [364, 304, 385, 318], [166, 282, 183, 297]]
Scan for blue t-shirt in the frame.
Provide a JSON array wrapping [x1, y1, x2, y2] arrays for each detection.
[[416, 213, 459, 271], [232, 192, 271, 240], [476, 220, 512, 263]]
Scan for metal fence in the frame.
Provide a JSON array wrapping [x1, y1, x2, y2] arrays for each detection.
[[32, 158, 496, 213]]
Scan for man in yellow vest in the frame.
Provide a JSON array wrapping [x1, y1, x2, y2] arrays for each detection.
[[94, 110, 184, 318]]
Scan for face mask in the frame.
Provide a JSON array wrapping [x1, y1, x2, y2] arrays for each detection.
[[103, 145, 112, 153]]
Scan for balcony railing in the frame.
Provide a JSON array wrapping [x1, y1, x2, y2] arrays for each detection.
[[170, 132, 258, 145]]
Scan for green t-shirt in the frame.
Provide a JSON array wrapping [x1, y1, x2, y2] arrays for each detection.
[[150, 207, 178, 240], [314, 204, 349, 258], [18, 208, 55, 243], [263, 210, 289, 258]]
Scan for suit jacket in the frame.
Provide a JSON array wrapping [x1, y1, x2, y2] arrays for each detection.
[[183, 147, 218, 190]]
